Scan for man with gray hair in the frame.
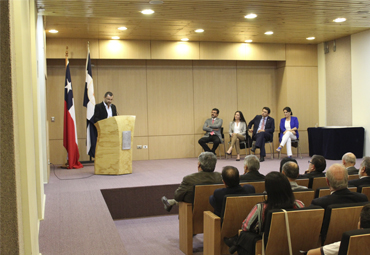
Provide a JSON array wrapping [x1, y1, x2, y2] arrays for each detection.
[[342, 152, 358, 175], [310, 164, 368, 209], [161, 152, 222, 212], [348, 156, 370, 187], [282, 161, 307, 190], [240, 155, 265, 182]]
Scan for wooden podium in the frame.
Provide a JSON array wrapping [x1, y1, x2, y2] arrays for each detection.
[[94, 115, 136, 175]]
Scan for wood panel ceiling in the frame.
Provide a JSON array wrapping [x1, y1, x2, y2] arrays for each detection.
[[37, 0, 370, 44]]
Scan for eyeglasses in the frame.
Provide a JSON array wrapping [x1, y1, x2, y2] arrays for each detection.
[[308, 161, 311, 164]]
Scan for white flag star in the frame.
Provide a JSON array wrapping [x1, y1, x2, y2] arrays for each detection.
[[65, 79, 72, 93]]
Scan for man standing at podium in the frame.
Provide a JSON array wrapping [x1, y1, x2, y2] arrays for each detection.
[[94, 91, 117, 123]]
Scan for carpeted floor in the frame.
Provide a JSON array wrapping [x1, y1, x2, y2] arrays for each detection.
[[39, 154, 346, 255]]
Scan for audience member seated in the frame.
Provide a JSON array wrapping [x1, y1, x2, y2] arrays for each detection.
[[307, 203, 370, 255], [276, 107, 299, 158], [161, 152, 222, 212], [299, 154, 326, 179], [282, 161, 308, 190], [209, 166, 255, 217], [279, 156, 298, 172], [240, 155, 265, 182], [226, 111, 247, 161], [224, 172, 305, 254], [310, 164, 368, 209], [348, 156, 370, 187], [248, 107, 275, 162], [342, 152, 359, 175]]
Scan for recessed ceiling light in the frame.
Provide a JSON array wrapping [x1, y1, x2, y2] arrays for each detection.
[[141, 9, 155, 14], [245, 40, 253, 43], [181, 38, 189, 41], [264, 31, 273, 35], [49, 29, 58, 33], [245, 13, 257, 19], [149, 0, 163, 4], [118, 27, 127, 30], [112, 36, 120, 40], [333, 17, 346, 23], [306, 37, 315, 40], [195, 29, 204, 33]]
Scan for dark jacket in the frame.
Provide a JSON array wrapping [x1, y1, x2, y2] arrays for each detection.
[[310, 188, 368, 209], [348, 176, 370, 187], [240, 171, 265, 182], [298, 171, 325, 179], [94, 101, 117, 123], [209, 184, 255, 217], [248, 115, 275, 137], [347, 166, 359, 175]]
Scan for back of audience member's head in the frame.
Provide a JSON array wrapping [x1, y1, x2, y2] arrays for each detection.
[[279, 157, 298, 173], [326, 163, 348, 190], [360, 204, 370, 228], [222, 166, 240, 188], [198, 152, 217, 172], [282, 162, 300, 180], [244, 155, 260, 172], [265, 172, 295, 212], [311, 155, 326, 173], [342, 152, 356, 165], [361, 157, 370, 176]]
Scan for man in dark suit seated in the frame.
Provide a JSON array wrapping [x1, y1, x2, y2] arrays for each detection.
[[342, 152, 359, 175], [299, 154, 326, 178], [349, 156, 370, 187], [161, 152, 222, 212], [282, 161, 308, 190], [93, 91, 118, 123], [310, 164, 368, 209], [240, 155, 265, 182], [248, 107, 275, 162], [209, 166, 255, 217]]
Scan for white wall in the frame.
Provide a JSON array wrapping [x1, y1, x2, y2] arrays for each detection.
[[351, 29, 370, 156]]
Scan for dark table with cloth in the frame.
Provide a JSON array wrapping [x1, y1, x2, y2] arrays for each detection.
[[307, 127, 364, 160]]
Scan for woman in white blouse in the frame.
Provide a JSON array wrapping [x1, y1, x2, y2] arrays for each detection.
[[226, 111, 247, 161]]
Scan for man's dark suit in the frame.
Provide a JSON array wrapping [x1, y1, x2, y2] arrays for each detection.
[[209, 184, 255, 217], [174, 171, 222, 203], [298, 171, 325, 179], [310, 188, 368, 209], [240, 171, 265, 182], [94, 101, 117, 123], [348, 176, 370, 187], [347, 166, 359, 175], [248, 115, 275, 157]]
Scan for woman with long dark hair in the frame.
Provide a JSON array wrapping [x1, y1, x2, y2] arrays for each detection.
[[225, 172, 305, 254], [226, 111, 247, 161]]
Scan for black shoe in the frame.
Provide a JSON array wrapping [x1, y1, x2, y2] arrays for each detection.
[[161, 196, 173, 212], [259, 156, 265, 162], [236, 158, 240, 161], [251, 145, 256, 152], [229, 245, 238, 254], [224, 235, 238, 247]]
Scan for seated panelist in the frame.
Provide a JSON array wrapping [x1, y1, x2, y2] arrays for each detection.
[[226, 111, 247, 161], [276, 107, 299, 157]]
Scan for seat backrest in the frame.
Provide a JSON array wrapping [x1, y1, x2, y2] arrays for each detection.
[[317, 187, 358, 198], [263, 207, 324, 255], [293, 189, 314, 206], [338, 229, 370, 255], [243, 181, 265, 193], [348, 174, 360, 181], [360, 186, 370, 201], [192, 183, 225, 233], [311, 177, 328, 191], [321, 202, 369, 245], [295, 178, 309, 188]]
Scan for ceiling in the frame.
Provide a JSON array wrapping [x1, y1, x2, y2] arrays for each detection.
[[37, 0, 370, 44]]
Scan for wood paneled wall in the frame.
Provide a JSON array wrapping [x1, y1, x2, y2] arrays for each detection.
[[46, 44, 318, 164]]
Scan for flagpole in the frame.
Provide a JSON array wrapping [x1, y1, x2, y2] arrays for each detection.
[[62, 46, 69, 169]]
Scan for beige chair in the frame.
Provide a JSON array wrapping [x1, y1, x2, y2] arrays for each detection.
[[295, 178, 309, 188], [255, 207, 325, 255], [243, 181, 265, 194], [348, 174, 360, 181], [293, 190, 315, 207], [203, 194, 265, 255], [178, 183, 225, 255], [337, 228, 370, 255], [311, 177, 328, 190], [316, 187, 357, 198], [321, 203, 368, 245], [360, 186, 370, 201]]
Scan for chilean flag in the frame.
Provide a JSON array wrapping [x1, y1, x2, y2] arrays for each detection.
[[83, 48, 97, 158], [63, 60, 83, 169]]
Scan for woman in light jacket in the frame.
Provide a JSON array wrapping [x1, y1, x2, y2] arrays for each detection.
[[276, 107, 299, 157], [226, 111, 247, 161]]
